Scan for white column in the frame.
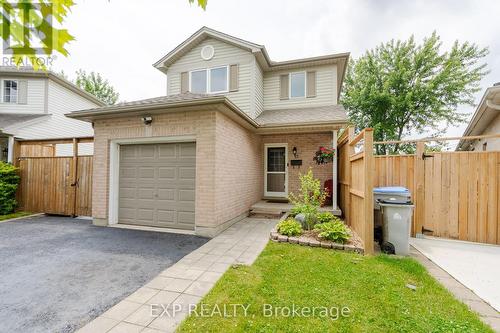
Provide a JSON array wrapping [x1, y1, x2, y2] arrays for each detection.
[[332, 130, 338, 210], [7, 136, 14, 163]]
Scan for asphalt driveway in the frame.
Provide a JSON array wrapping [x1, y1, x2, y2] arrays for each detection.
[[0, 215, 208, 333]]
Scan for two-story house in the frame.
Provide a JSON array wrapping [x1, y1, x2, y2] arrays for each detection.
[[0, 67, 104, 162], [67, 27, 350, 237]]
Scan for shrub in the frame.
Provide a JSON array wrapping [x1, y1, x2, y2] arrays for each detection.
[[276, 218, 303, 237], [288, 169, 328, 208], [0, 162, 20, 215], [288, 169, 328, 230], [314, 220, 351, 243], [316, 211, 339, 224]]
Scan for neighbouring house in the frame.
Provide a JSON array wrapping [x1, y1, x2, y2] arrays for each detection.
[[66, 27, 349, 237], [457, 83, 500, 151], [0, 67, 105, 162]]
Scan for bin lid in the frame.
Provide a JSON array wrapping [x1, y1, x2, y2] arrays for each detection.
[[373, 186, 410, 195], [379, 198, 413, 205]]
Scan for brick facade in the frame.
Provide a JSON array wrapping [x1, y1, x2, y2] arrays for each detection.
[[91, 107, 333, 237], [261, 133, 334, 196]]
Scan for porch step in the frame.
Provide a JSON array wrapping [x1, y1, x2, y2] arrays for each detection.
[[249, 208, 285, 216]]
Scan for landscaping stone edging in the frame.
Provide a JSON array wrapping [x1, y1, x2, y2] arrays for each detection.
[[270, 229, 364, 254]]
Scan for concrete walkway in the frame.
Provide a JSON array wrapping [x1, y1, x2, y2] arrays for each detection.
[[411, 237, 500, 331], [78, 217, 277, 333]]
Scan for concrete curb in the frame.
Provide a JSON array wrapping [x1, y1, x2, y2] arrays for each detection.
[[0, 213, 45, 224]]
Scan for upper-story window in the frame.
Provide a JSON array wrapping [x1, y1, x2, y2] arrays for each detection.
[[290, 72, 306, 98], [3, 80, 18, 103], [190, 66, 228, 94]]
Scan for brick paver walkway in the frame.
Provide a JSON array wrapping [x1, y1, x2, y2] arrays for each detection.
[[78, 217, 277, 333]]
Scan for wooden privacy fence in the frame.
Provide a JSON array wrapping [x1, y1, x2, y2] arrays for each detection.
[[374, 143, 500, 245], [337, 128, 374, 254], [15, 137, 93, 217]]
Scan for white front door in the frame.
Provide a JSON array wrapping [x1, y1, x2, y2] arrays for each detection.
[[264, 144, 288, 197]]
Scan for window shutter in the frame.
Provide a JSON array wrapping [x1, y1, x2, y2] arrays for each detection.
[[306, 71, 316, 98], [229, 64, 239, 92], [18, 80, 28, 104], [280, 74, 289, 100], [181, 72, 189, 93]]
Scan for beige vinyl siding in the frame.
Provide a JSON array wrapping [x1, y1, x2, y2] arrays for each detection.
[[263, 64, 338, 110], [254, 61, 264, 117], [0, 77, 46, 114], [167, 38, 254, 116], [47, 80, 99, 114], [471, 114, 500, 151]]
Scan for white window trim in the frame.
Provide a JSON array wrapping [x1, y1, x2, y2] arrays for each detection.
[[189, 65, 229, 94], [2, 79, 19, 104], [289, 71, 307, 99]]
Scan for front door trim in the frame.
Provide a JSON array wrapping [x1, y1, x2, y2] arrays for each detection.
[[264, 143, 288, 198]]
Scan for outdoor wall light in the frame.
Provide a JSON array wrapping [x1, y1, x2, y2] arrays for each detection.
[[292, 146, 298, 158], [142, 116, 153, 125]]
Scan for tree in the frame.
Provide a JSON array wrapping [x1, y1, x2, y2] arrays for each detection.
[[75, 70, 119, 105], [1, 0, 206, 69], [342, 33, 488, 154]]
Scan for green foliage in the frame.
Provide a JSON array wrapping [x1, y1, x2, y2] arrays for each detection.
[[342, 32, 489, 154], [188, 0, 208, 9], [316, 211, 341, 224], [288, 169, 327, 207], [276, 218, 303, 237], [0, 162, 20, 215], [288, 169, 328, 230], [75, 70, 119, 105], [314, 220, 350, 243], [0, 0, 75, 69]]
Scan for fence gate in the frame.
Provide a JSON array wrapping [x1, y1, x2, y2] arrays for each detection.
[[17, 156, 93, 216], [421, 151, 499, 244]]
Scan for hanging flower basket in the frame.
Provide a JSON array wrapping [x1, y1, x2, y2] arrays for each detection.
[[313, 146, 334, 165]]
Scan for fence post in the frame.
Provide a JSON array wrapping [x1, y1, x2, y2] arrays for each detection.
[[414, 141, 425, 237], [363, 129, 374, 254], [71, 138, 79, 217], [345, 126, 355, 225]]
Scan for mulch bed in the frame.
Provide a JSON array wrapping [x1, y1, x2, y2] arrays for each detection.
[[270, 227, 364, 254]]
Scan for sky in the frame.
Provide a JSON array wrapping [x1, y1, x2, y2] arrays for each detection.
[[52, 0, 500, 139]]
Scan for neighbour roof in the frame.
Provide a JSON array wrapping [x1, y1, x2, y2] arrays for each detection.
[[0, 67, 105, 107], [0, 114, 46, 134], [256, 105, 348, 127], [457, 85, 500, 150], [66, 93, 348, 131], [152, 27, 349, 96]]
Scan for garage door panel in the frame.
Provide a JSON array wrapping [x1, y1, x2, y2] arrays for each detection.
[[178, 212, 195, 224], [157, 188, 175, 200], [119, 142, 196, 230], [178, 189, 195, 202], [179, 143, 196, 158], [138, 167, 155, 179], [179, 167, 195, 180], [158, 167, 176, 179]]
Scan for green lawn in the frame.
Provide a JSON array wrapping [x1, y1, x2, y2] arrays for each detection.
[[0, 211, 33, 222], [179, 242, 491, 333]]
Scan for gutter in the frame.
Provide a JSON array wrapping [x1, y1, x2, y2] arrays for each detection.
[[457, 87, 500, 150]]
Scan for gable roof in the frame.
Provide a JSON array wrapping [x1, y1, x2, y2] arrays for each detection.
[[0, 67, 106, 107], [456, 84, 500, 150], [153, 27, 349, 95]]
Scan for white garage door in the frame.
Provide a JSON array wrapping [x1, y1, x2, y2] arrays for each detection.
[[118, 142, 196, 230]]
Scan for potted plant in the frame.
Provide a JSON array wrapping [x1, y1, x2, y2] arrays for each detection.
[[313, 146, 334, 165]]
